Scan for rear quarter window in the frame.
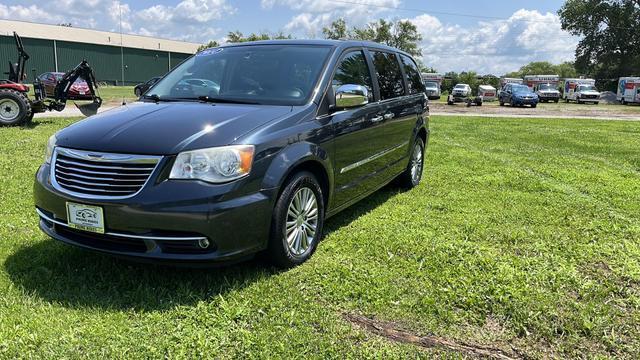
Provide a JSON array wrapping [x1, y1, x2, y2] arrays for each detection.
[[399, 54, 425, 95]]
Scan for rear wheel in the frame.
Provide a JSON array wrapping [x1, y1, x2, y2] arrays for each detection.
[[267, 171, 324, 268], [398, 137, 425, 189], [0, 89, 32, 126]]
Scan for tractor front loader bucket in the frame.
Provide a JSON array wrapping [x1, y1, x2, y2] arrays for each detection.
[[76, 97, 102, 117]]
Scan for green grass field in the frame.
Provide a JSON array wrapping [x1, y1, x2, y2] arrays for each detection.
[[1, 115, 639, 358]]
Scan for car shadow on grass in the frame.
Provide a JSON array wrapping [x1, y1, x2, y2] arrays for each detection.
[[4, 184, 403, 312], [3, 240, 280, 312]]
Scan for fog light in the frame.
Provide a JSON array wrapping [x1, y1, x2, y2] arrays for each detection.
[[198, 238, 210, 249]]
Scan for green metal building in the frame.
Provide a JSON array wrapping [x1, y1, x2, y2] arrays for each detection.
[[0, 19, 199, 85]]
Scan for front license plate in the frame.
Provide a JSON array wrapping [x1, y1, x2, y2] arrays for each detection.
[[66, 202, 105, 234]]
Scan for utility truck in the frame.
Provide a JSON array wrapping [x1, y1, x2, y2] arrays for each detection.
[[563, 78, 600, 105], [524, 75, 561, 103], [617, 77, 640, 105], [421, 73, 443, 100]]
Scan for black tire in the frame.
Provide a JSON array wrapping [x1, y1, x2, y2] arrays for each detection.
[[134, 88, 141, 97], [499, 100, 504, 106], [0, 89, 32, 126], [397, 137, 425, 189], [555, 99, 559, 103], [267, 171, 325, 268], [531, 104, 537, 108]]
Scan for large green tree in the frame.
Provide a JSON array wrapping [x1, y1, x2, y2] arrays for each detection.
[[559, 0, 640, 86], [323, 18, 423, 57]]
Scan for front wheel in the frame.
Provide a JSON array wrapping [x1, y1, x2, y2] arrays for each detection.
[[267, 171, 324, 268], [397, 137, 425, 189], [0, 89, 32, 126]]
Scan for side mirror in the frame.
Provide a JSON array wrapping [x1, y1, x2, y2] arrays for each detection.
[[335, 84, 368, 109]]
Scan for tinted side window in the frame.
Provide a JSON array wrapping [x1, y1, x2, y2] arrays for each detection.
[[332, 50, 374, 101], [370, 51, 405, 100], [399, 54, 425, 94]]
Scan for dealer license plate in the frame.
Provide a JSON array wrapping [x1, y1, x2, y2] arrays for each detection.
[[66, 202, 105, 234]]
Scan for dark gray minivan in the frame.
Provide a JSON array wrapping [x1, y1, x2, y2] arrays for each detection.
[[34, 40, 429, 267]]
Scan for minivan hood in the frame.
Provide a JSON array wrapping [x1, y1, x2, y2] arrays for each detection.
[[55, 101, 292, 155]]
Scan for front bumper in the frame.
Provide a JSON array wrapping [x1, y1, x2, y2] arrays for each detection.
[[512, 98, 538, 106], [34, 163, 275, 263], [539, 94, 559, 101]]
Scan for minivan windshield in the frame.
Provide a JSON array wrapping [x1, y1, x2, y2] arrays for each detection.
[[147, 45, 332, 106]]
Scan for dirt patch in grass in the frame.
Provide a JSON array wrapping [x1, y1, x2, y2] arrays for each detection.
[[344, 313, 524, 359]]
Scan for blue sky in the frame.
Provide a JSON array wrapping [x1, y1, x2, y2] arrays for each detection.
[[0, 0, 577, 74]]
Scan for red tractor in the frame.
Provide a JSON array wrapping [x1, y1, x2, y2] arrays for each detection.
[[0, 32, 102, 126]]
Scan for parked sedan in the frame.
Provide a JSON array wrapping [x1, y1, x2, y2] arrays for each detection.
[[499, 84, 539, 108], [134, 77, 161, 97], [34, 40, 429, 268], [36, 72, 93, 100]]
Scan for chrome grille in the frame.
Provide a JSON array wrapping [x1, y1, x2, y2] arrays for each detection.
[[52, 147, 161, 199]]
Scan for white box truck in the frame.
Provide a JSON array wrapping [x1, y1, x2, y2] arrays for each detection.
[[563, 79, 601, 104], [421, 73, 443, 100], [524, 75, 561, 103], [617, 77, 640, 105]]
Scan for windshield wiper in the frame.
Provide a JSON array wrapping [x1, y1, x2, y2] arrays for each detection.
[[142, 94, 179, 102], [195, 96, 261, 105]]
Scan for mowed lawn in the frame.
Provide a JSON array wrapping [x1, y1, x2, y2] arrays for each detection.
[[1, 115, 639, 358]]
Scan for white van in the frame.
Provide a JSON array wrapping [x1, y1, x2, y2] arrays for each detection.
[[524, 75, 561, 103], [563, 79, 600, 104], [421, 73, 443, 100], [617, 77, 640, 105]]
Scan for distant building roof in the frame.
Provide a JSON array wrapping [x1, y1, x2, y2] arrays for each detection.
[[0, 19, 199, 54]]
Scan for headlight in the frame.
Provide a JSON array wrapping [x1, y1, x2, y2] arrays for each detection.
[[45, 134, 56, 164], [170, 145, 255, 183]]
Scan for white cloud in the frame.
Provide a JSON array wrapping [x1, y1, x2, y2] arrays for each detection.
[[265, 0, 400, 37], [409, 9, 579, 75], [1, 0, 234, 43]]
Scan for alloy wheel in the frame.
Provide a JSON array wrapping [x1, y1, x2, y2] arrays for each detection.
[[285, 187, 318, 256], [410, 143, 423, 183]]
